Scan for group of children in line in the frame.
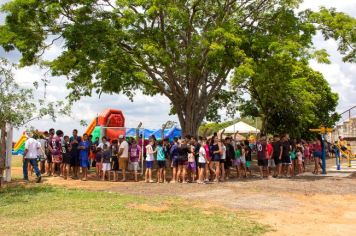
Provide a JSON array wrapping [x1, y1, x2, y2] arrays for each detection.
[[23, 128, 326, 183]]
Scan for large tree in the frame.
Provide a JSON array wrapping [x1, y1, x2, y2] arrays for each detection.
[[231, 7, 348, 136], [0, 0, 354, 136]]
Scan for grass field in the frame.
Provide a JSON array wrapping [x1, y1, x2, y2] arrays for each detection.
[[0, 184, 268, 236]]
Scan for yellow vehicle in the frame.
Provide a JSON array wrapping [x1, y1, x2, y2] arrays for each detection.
[[336, 142, 356, 167]]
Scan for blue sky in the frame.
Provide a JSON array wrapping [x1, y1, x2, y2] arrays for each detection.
[[0, 0, 355, 140]]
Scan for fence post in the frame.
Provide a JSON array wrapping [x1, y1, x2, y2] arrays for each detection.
[[5, 124, 13, 182]]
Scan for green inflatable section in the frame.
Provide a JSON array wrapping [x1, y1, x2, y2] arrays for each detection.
[[91, 126, 101, 142], [19, 143, 25, 152]]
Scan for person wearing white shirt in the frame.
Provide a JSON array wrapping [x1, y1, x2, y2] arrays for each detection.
[[37, 136, 47, 174], [97, 137, 110, 149], [23, 132, 41, 183], [118, 135, 129, 182], [145, 139, 156, 183], [198, 140, 208, 184]]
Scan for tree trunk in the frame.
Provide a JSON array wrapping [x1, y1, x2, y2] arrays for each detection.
[[175, 98, 207, 138], [261, 115, 267, 135]]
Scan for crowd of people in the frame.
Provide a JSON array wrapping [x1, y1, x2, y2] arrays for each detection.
[[22, 128, 327, 183]]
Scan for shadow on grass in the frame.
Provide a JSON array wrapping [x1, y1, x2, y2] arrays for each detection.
[[0, 184, 56, 206]]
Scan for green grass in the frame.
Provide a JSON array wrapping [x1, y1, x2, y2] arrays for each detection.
[[9, 156, 26, 180], [0, 185, 268, 236]]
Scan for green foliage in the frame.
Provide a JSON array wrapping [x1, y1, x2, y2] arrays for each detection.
[[0, 58, 36, 127], [0, 1, 353, 136], [231, 7, 341, 137], [308, 7, 356, 63], [0, 58, 71, 128]]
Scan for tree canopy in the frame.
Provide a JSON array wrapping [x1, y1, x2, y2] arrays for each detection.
[[0, 58, 71, 128], [0, 58, 67, 170], [0, 0, 354, 136]]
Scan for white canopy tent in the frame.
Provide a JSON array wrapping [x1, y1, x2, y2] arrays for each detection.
[[223, 121, 260, 134]]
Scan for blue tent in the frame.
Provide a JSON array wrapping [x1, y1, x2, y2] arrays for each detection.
[[151, 127, 181, 140], [125, 128, 137, 137], [125, 128, 156, 139], [169, 127, 182, 139]]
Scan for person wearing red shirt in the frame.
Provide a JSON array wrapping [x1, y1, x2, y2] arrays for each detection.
[[267, 138, 274, 176]]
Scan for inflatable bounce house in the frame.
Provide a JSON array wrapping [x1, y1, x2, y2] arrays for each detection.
[[85, 109, 126, 142], [12, 133, 26, 155], [12, 130, 45, 155], [85, 108, 182, 141]]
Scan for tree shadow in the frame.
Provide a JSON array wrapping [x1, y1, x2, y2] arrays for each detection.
[[0, 183, 56, 206]]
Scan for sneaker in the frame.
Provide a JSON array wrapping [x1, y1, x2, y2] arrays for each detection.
[[36, 176, 42, 183]]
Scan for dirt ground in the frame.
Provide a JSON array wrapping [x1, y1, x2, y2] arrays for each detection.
[[6, 159, 356, 236]]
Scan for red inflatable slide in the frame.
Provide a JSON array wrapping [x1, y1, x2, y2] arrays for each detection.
[[97, 109, 125, 141]]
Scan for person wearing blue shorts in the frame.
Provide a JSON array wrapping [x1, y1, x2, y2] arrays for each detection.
[[145, 139, 156, 183], [79, 133, 90, 181], [170, 138, 179, 183]]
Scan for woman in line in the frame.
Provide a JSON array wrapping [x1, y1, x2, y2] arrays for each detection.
[[313, 137, 323, 175], [145, 138, 156, 183], [176, 139, 189, 183], [210, 136, 222, 182], [197, 138, 209, 184]]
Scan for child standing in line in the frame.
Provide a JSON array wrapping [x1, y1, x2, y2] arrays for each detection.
[[296, 144, 303, 174], [244, 140, 252, 177], [110, 140, 119, 181], [290, 147, 296, 177], [234, 144, 242, 178], [156, 141, 167, 183], [101, 144, 111, 181], [198, 139, 208, 184], [95, 147, 103, 179], [220, 141, 226, 181], [187, 145, 196, 183], [62, 135, 72, 180], [267, 138, 274, 176], [129, 138, 141, 182], [145, 139, 156, 183]]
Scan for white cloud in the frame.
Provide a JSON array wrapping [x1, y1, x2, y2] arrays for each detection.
[[299, 0, 356, 15]]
